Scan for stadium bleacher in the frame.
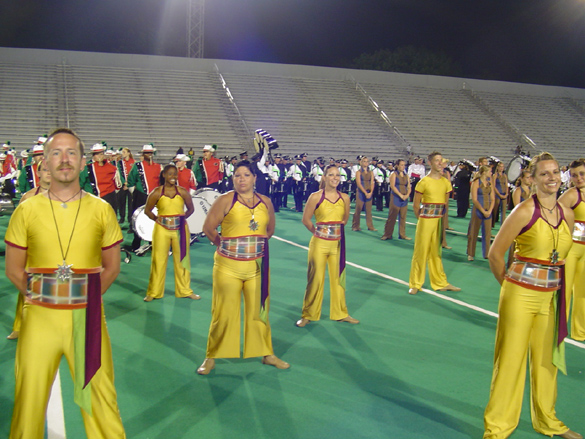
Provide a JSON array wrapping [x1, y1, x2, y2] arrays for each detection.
[[0, 47, 584, 165]]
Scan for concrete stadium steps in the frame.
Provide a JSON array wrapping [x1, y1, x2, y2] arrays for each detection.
[[222, 73, 403, 161], [64, 65, 243, 161], [361, 83, 519, 163], [1, 48, 584, 168], [474, 92, 585, 165], [0, 63, 65, 149]]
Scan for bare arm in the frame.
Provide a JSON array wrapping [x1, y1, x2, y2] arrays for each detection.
[[488, 201, 533, 285], [390, 173, 401, 197], [202, 194, 230, 246], [413, 191, 422, 219], [302, 191, 320, 234], [341, 193, 351, 224], [470, 180, 485, 216], [558, 187, 577, 210], [178, 186, 194, 218], [486, 186, 496, 217], [5, 245, 28, 295], [144, 187, 161, 221], [101, 245, 121, 294], [355, 169, 366, 194], [512, 187, 521, 207], [259, 194, 276, 238]]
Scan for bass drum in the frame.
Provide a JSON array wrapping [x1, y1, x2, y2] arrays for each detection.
[[132, 206, 156, 242], [506, 155, 531, 184], [194, 188, 220, 207], [187, 196, 211, 236]]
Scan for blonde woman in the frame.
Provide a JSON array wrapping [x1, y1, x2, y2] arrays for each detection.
[[483, 152, 579, 439], [296, 164, 358, 327]]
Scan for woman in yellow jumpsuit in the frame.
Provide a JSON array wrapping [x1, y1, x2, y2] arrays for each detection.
[[483, 152, 581, 439], [296, 164, 359, 327], [559, 158, 585, 341], [197, 161, 289, 374], [144, 164, 199, 301]]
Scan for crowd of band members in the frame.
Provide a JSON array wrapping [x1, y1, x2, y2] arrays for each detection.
[[1, 139, 576, 227], [2, 138, 577, 221]]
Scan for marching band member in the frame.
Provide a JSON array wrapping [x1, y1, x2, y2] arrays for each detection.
[[373, 160, 387, 211], [174, 153, 197, 195], [197, 160, 289, 374], [408, 151, 460, 295], [407, 156, 425, 202], [81, 142, 122, 212], [17, 142, 45, 193], [492, 161, 509, 227], [287, 155, 305, 212], [338, 159, 349, 194], [6, 159, 51, 341], [5, 128, 126, 438], [381, 159, 411, 241], [143, 164, 199, 302], [467, 165, 495, 261], [116, 147, 135, 224], [352, 156, 376, 231], [194, 144, 224, 190], [127, 144, 163, 251], [559, 158, 585, 341], [483, 152, 580, 439], [296, 164, 359, 327]]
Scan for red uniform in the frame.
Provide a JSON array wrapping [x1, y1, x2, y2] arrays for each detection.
[[177, 167, 197, 191]]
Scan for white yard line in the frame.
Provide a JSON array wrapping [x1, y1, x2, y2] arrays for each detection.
[[272, 234, 585, 349], [47, 369, 67, 439]]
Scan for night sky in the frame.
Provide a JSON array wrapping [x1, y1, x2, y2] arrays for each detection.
[[1, 0, 584, 88]]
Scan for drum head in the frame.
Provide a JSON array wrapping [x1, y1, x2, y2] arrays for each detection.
[[506, 155, 529, 184], [132, 206, 156, 242], [194, 188, 220, 206], [187, 196, 211, 235]]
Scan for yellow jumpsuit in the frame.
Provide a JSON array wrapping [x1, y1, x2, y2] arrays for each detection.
[[205, 194, 274, 359], [565, 188, 585, 340], [408, 176, 452, 290], [145, 188, 192, 299], [301, 192, 349, 321], [5, 194, 126, 439], [483, 200, 573, 439]]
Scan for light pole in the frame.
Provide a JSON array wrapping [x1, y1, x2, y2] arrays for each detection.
[[187, 0, 204, 58]]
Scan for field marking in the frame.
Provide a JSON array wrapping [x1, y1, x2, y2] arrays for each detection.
[[272, 234, 585, 350], [47, 370, 66, 439]]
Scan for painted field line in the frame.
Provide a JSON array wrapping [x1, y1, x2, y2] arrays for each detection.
[[272, 234, 585, 350], [47, 369, 66, 439]]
